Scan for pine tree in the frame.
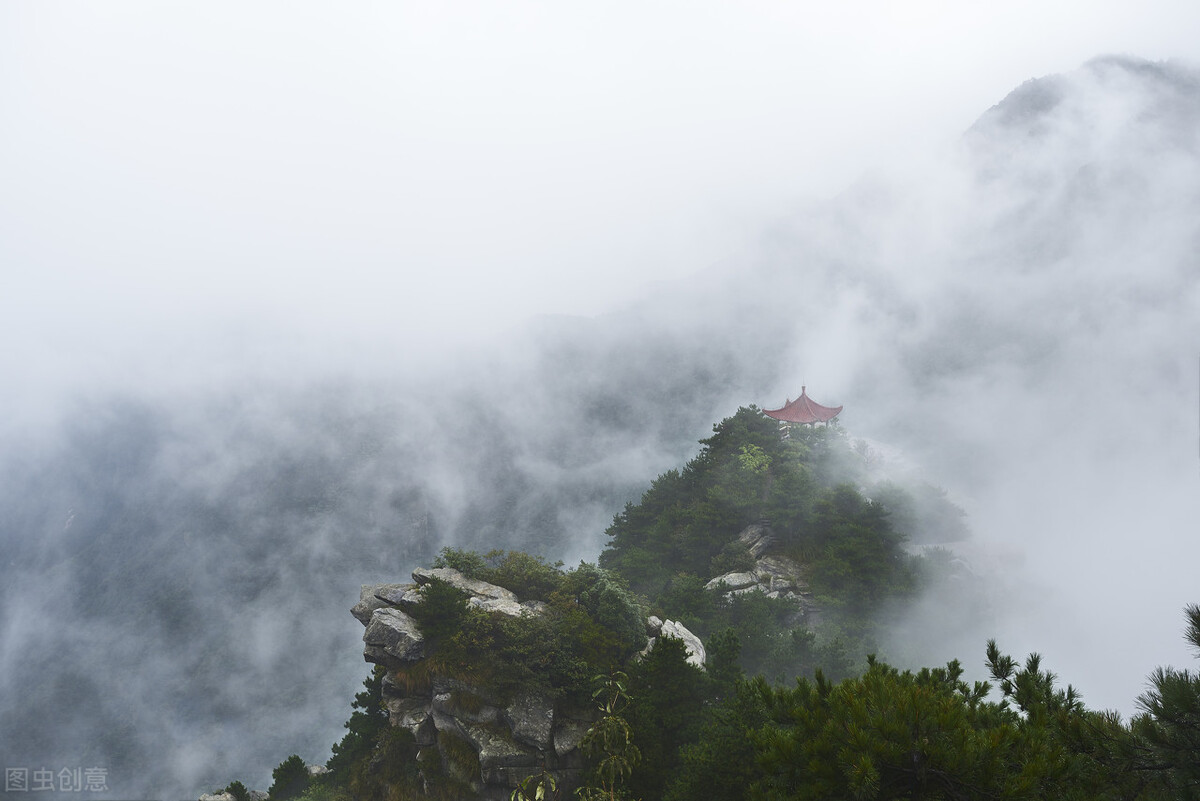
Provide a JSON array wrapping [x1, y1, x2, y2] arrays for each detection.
[[268, 755, 310, 801], [1135, 604, 1200, 799], [624, 636, 708, 801], [325, 666, 388, 779]]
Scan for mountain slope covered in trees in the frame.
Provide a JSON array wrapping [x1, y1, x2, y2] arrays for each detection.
[[253, 408, 1200, 801]]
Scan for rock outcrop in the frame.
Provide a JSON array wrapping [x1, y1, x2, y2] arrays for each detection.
[[352, 583, 410, 625], [363, 607, 426, 666], [643, 616, 707, 668], [353, 565, 722, 798], [354, 567, 588, 800], [737, 522, 776, 557], [704, 524, 817, 619], [358, 568, 553, 674], [411, 567, 519, 602]]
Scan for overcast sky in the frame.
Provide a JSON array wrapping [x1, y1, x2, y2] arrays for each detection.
[[4, 1, 1200, 380]]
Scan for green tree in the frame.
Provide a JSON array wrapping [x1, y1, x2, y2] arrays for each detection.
[[223, 780, 250, 801], [407, 576, 470, 643], [599, 407, 931, 682], [1134, 603, 1200, 799], [624, 636, 709, 801], [664, 677, 772, 801], [751, 657, 1032, 801], [268, 755, 310, 801], [795, 484, 916, 616], [559, 563, 646, 659], [707, 627, 744, 701], [985, 639, 1161, 801], [325, 667, 388, 782]]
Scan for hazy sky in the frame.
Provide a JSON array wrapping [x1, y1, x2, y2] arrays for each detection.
[[5, 1, 1200, 378]]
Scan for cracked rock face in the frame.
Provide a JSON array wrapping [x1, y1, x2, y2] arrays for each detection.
[[353, 583, 412, 625], [374, 583, 423, 609], [737, 523, 777, 557], [411, 567, 518, 603], [363, 607, 426, 666], [754, 555, 807, 593], [467, 596, 528, 617], [370, 666, 587, 798], [706, 552, 811, 603], [703, 546, 816, 627], [503, 689, 555, 750]]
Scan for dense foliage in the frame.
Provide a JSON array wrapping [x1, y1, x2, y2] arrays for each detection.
[[601, 407, 956, 680], [295, 613, 1200, 801], [1133, 603, 1200, 800], [242, 408, 1200, 800], [268, 756, 311, 801], [662, 623, 1200, 801]]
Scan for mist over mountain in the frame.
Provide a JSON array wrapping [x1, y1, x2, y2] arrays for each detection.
[[0, 302, 792, 796], [2, 55, 1198, 799], [754, 54, 1200, 694]]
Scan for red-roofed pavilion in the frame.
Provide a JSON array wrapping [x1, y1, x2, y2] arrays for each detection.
[[763, 387, 842, 425]]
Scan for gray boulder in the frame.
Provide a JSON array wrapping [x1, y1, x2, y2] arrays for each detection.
[[433, 690, 500, 724], [705, 553, 809, 599], [411, 567, 517, 603], [521, 600, 549, 616], [352, 583, 410, 625], [553, 718, 592, 758], [704, 571, 758, 592], [386, 696, 433, 736], [363, 607, 425, 665], [374, 583, 423, 609], [467, 596, 526, 617], [502, 689, 555, 750], [737, 523, 776, 557], [754, 555, 807, 593], [464, 595, 548, 618], [461, 721, 538, 772]]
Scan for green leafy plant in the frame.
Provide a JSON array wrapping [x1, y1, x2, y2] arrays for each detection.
[[511, 767, 560, 801], [577, 671, 641, 801]]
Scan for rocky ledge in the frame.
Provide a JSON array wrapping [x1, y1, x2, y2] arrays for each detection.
[[705, 524, 815, 604], [352, 566, 705, 799]]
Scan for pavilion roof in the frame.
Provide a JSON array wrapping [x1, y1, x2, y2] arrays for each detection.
[[763, 387, 842, 424]]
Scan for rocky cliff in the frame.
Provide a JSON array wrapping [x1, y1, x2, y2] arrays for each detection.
[[352, 566, 707, 799], [344, 518, 822, 800]]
